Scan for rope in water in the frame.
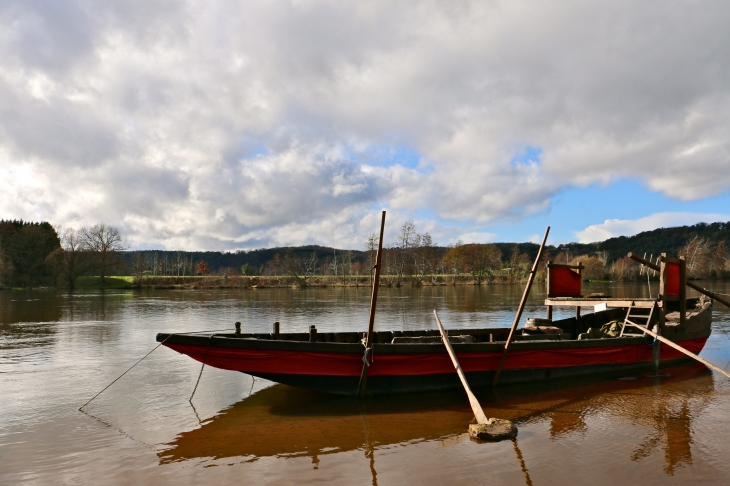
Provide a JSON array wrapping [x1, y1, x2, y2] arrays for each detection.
[[79, 328, 232, 411]]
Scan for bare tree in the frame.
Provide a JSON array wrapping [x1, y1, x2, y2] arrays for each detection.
[[711, 241, 728, 277], [303, 252, 318, 277], [284, 249, 306, 287], [46, 227, 92, 289], [443, 242, 464, 278], [131, 252, 148, 286], [681, 236, 711, 278], [365, 233, 377, 286], [412, 232, 438, 283], [393, 220, 417, 286], [611, 256, 638, 281], [462, 244, 502, 284], [79, 224, 126, 285]]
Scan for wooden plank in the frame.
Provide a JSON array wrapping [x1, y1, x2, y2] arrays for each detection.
[[493, 226, 550, 386], [434, 310, 489, 425], [357, 210, 386, 396], [544, 299, 657, 308], [624, 321, 730, 380]]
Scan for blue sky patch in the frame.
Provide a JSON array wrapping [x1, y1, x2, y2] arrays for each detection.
[[509, 146, 543, 167]]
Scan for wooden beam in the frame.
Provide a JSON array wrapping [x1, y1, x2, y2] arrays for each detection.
[[544, 298, 657, 308], [493, 226, 550, 386], [434, 310, 489, 424], [357, 211, 387, 396], [624, 321, 730, 380], [628, 252, 730, 309]]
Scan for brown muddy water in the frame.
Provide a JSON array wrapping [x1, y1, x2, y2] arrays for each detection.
[[2, 282, 730, 485]]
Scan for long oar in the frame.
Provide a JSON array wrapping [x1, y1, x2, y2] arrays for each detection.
[[624, 322, 730, 379], [434, 310, 489, 424], [628, 252, 730, 309], [357, 210, 386, 396], [492, 226, 550, 386]]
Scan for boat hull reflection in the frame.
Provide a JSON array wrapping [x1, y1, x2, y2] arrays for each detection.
[[160, 362, 715, 477]]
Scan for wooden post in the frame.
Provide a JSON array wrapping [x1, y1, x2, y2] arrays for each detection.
[[574, 262, 582, 320], [492, 226, 550, 386], [546, 260, 553, 321], [676, 255, 686, 325], [651, 323, 661, 372], [357, 211, 386, 396], [659, 253, 669, 331], [434, 310, 489, 424]]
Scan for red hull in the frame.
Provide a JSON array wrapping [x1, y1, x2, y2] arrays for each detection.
[[166, 337, 708, 378]]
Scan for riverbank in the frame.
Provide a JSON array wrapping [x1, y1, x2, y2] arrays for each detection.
[[120, 275, 519, 289], [4, 272, 726, 290]]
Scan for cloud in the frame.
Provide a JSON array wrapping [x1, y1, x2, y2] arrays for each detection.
[[575, 212, 730, 243], [452, 231, 497, 245], [1, 1, 730, 249]]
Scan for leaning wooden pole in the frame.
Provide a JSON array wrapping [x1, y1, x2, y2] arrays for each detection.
[[434, 310, 489, 424], [492, 226, 550, 386], [627, 253, 730, 309], [357, 210, 386, 396], [624, 321, 730, 380]]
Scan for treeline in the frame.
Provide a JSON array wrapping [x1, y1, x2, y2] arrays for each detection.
[[0, 220, 126, 288], [0, 220, 60, 287], [554, 221, 730, 263], [126, 220, 730, 285], [3, 219, 730, 289]]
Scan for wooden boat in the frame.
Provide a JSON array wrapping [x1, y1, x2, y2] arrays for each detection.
[[158, 245, 723, 396], [157, 294, 713, 396]]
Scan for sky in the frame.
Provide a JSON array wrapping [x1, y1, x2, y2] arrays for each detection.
[[1, 1, 730, 251]]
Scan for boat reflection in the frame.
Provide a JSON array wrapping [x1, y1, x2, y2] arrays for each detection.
[[160, 363, 714, 478]]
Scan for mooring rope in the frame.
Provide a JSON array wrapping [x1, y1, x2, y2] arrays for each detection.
[[79, 328, 232, 411], [189, 334, 220, 402]]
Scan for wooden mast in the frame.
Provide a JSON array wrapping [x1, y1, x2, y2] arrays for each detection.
[[357, 210, 386, 396], [492, 226, 550, 386]]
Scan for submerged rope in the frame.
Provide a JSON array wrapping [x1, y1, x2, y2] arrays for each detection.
[[79, 328, 231, 411]]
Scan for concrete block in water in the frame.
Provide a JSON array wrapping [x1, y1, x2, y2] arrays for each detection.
[[469, 419, 517, 442]]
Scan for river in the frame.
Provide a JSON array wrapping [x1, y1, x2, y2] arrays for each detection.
[[2, 281, 730, 484]]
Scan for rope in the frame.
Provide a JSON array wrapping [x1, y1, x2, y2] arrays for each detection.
[[361, 346, 371, 367], [189, 334, 219, 402], [79, 328, 232, 411]]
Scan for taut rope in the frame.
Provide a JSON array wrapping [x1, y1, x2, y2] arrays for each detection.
[[79, 328, 231, 411]]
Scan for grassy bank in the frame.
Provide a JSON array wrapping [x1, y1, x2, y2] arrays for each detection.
[[74, 276, 136, 289], [123, 274, 522, 289]]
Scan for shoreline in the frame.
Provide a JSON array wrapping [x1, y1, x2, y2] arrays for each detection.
[[6, 273, 726, 291]]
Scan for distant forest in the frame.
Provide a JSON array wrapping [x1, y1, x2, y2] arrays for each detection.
[[122, 221, 730, 275], [1, 219, 729, 288]]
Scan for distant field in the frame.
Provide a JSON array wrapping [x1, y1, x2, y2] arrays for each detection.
[[74, 276, 135, 288]]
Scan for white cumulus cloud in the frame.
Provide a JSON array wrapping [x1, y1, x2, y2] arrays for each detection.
[[576, 212, 730, 243]]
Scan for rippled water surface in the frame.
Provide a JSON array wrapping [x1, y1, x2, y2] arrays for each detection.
[[2, 282, 730, 485]]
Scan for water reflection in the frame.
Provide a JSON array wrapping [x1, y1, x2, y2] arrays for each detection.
[[0, 289, 63, 325], [161, 363, 713, 479]]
